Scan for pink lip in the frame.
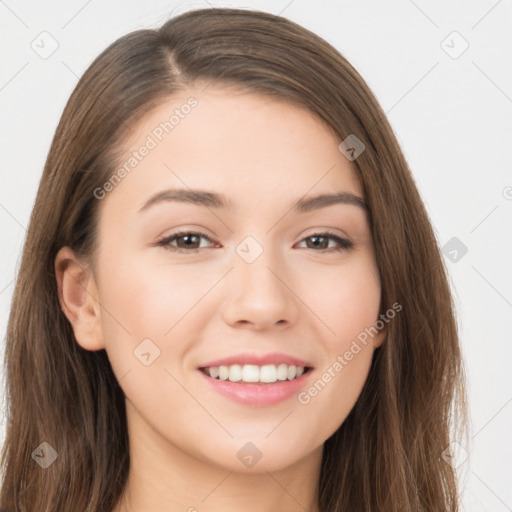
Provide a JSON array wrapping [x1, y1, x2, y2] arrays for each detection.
[[198, 352, 313, 369], [198, 367, 314, 407]]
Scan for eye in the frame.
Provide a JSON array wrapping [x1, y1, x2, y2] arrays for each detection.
[[156, 230, 217, 252], [296, 231, 354, 253], [156, 229, 354, 254]]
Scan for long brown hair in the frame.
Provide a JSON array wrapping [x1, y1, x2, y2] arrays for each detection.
[[1, 7, 468, 511]]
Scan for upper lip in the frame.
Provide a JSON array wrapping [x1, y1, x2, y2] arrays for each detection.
[[198, 352, 313, 369]]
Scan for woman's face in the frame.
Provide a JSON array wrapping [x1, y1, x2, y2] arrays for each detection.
[[72, 86, 384, 473]]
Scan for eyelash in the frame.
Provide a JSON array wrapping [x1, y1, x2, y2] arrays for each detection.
[[155, 230, 354, 254]]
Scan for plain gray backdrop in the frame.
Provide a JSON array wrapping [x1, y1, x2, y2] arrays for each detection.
[[1, 1, 511, 510]]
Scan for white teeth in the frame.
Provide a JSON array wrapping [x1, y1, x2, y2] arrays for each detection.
[[218, 366, 229, 381], [203, 364, 308, 383], [228, 364, 242, 382], [260, 364, 276, 383], [242, 364, 260, 382], [276, 363, 288, 381]]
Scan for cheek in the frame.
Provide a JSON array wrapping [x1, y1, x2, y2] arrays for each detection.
[[96, 251, 207, 339], [298, 255, 381, 346], [322, 259, 380, 385], [294, 256, 381, 436], [300, 338, 375, 447], [94, 248, 226, 390], [94, 252, 204, 421]]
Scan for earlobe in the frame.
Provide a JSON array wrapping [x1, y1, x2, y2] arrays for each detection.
[[55, 246, 105, 351], [374, 332, 386, 348], [373, 325, 387, 349]]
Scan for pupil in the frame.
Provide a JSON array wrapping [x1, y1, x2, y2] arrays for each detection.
[[181, 235, 197, 248], [310, 236, 326, 249]]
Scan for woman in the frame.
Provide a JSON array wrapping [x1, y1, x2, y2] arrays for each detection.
[[0, 7, 468, 511]]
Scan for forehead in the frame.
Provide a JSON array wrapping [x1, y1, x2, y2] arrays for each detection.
[[101, 87, 363, 215]]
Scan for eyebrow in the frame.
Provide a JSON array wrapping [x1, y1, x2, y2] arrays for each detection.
[[137, 188, 367, 214]]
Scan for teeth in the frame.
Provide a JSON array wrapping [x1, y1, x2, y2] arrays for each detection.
[[219, 366, 229, 381], [203, 364, 308, 383], [242, 364, 259, 382]]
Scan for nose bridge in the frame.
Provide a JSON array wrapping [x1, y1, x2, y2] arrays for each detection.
[[234, 233, 284, 293], [221, 233, 298, 327]]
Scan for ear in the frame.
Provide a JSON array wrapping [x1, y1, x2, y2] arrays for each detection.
[[372, 316, 388, 349], [55, 246, 105, 351], [373, 327, 386, 348]]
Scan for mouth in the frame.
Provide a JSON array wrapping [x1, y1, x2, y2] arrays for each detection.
[[197, 363, 315, 407], [199, 364, 314, 385]]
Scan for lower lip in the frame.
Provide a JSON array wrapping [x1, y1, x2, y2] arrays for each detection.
[[197, 369, 313, 407]]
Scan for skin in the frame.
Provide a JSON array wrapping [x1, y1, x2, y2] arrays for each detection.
[[55, 85, 386, 512]]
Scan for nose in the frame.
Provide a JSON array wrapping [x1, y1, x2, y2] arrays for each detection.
[[220, 243, 300, 330]]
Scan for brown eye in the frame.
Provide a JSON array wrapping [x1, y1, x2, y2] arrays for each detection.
[[156, 230, 353, 254], [156, 231, 215, 252], [298, 233, 354, 252]]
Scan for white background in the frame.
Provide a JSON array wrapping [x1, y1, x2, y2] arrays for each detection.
[[1, 1, 511, 510]]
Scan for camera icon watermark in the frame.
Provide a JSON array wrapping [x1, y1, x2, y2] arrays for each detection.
[[441, 441, 469, 469], [133, 338, 161, 366], [236, 236, 263, 264], [236, 442, 263, 468], [440, 31, 469, 60], [338, 134, 365, 161], [31, 31, 59, 59], [31, 441, 58, 469], [442, 237, 468, 263]]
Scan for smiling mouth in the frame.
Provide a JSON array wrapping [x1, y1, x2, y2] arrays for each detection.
[[199, 364, 313, 385]]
